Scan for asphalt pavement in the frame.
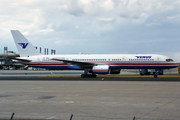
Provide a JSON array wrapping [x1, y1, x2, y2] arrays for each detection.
[[0, 70, 179, 120]]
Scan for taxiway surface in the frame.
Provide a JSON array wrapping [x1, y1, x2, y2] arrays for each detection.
[[0, 70, 180, 120], [0, 78, 180, 119]]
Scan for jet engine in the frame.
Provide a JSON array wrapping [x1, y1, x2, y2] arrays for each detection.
[[92, 65, 109, 74]]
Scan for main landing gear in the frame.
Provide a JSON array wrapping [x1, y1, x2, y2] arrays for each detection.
[[81, 68, 97, 78], [81, 73, 97, 78], [154, 72, 158, 78]]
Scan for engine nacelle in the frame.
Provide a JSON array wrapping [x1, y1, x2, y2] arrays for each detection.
[[92, 65, 109, 74], [110, 69, 121, 74]]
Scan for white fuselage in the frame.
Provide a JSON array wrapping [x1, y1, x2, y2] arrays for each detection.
[[18, 54, 178, 70]]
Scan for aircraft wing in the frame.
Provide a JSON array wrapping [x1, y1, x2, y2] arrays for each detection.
[[52, 58, 96, 68]]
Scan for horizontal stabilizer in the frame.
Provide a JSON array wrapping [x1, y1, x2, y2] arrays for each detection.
[[13, 57, 32, 62]]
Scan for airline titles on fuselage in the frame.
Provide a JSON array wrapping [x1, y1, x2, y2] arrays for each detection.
[[135, 56, 152, 59]]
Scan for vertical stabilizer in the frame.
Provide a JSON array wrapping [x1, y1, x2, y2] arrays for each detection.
[[11, 30, 41, 57]]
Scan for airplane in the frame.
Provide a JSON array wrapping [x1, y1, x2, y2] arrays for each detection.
[[11, 30, 178, 78]]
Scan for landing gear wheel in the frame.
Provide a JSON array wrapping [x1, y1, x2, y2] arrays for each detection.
[[81, 74, 97, 78], [154, 71, 158, 78], [154, 74, 157, 78], [92, 74, 97, 78], [81, 74, 85, 78], [88, 74, 91, 78], [85, 74, 89, 78]]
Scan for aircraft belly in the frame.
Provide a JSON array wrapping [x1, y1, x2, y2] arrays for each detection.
[[110, 65, 177, 69]]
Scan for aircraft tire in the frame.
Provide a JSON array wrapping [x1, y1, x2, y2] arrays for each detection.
[[88, 74, 92, 78], [92, 74, 97, 78], [81, 74, 85, 78], [85, 74, 89, 78], [154, 75, 157, 78], [81, 74, 97, 78]]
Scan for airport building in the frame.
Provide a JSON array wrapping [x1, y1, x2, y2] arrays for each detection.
[[0, 47, 56, 70], [0, 51, 23, 70]]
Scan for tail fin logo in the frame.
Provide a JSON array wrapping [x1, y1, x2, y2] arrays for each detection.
[[18, 43, 28, 49]]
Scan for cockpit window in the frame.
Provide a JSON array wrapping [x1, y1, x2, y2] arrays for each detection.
[[166, 59, 174, 62]]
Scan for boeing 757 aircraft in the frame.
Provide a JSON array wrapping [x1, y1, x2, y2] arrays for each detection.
[[11, 30, 178, 78]]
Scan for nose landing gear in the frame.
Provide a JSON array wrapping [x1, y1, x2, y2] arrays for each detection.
[[81, 73, 97, 78]]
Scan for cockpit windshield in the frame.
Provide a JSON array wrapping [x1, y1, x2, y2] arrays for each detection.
[[166, 59, 174, 62]]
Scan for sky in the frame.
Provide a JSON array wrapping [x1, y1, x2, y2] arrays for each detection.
[[0, 0, 180, 61]]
